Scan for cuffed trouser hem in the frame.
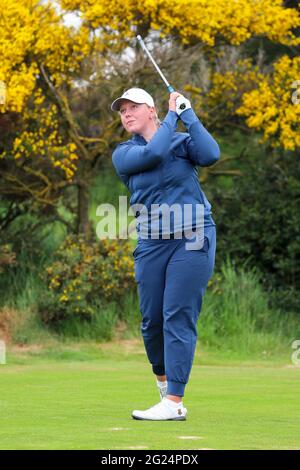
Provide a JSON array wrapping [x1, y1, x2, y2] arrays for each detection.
[[152, 365, 166, 376], [167, 380, 186, 397]]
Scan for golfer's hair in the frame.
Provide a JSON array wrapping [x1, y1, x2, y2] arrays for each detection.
[[154, 111, 162, 127], [146, 104, 161, 127]]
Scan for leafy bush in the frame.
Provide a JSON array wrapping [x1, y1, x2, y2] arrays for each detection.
[[199, 257, 299, 354], [0, 244, 16, 273], [39, 234, 136, 323], [213, 149, 300, 312]]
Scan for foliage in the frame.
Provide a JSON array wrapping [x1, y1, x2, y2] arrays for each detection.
[[0, 0, 300, 328], [0, 0, 90, 113], [0, 244, 16, 273], [213, 149, 300, 312], [0, 0, 88, 219], [201, 257, 298, 349], [39, 234, 136, 323], [1, 0, 299, 242], [61, 0, 300, 47], [237, 56, 300, 151], [184, 55, 265, 130]]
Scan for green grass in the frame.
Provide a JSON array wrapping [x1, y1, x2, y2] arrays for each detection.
[[0, 342, 299, 450]]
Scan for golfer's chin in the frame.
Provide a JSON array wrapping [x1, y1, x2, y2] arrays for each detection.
[[126, 123, 138, 133]]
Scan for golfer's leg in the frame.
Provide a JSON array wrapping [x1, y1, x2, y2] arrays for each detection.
[[163, 227, 216, 397], [134, 242, 169, 376]]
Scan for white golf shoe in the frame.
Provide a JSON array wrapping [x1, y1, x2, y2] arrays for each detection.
[[132, 397, 187, 421]]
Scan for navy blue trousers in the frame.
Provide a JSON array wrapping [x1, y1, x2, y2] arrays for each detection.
[[133, 225, 216, 397]]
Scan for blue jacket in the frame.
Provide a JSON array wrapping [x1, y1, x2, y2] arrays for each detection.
[[112, 108, 220, 238]]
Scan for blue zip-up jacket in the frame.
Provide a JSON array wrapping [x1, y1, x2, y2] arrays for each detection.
[[112, 108, 220, 238]]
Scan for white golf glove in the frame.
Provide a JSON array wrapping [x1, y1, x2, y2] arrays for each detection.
[[176, 95, 191, 116]]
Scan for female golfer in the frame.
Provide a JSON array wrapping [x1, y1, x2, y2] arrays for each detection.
[[111, 88, 220, 421]]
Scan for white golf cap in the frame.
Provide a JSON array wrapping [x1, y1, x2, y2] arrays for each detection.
[[111, 88, 155, 111]]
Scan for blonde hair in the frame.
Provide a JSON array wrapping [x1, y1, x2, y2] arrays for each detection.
[[146, 104, 161, 127], [154, 111, 161, 127]]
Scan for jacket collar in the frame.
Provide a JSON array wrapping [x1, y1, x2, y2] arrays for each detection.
[[132, 133, 147, 145]]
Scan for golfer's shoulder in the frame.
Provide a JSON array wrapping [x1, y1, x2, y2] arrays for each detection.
[[112, 138, 134, 157], [114, 138, 133, 149]]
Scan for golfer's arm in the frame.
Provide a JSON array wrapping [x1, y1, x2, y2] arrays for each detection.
[[180, 108, 220, 166], [112, 111, 179, 175]]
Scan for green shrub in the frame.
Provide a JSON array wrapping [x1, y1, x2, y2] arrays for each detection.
[[0, 244, 17, 273], [56, 301, 119, 342], [39, 234, 136, 323], [212, 150, 300, 312], [199, 257, 299, 354]]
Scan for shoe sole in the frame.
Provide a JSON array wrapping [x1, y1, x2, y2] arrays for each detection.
[[132, 415, 187, 421]]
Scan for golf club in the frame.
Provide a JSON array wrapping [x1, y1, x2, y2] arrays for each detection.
[[136, 35, 175, 93]]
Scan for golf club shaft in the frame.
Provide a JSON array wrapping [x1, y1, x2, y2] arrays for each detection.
[[136, 35, 175, 93]]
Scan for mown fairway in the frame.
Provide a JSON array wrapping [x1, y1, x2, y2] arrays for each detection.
[[0, 344, 299, 450]]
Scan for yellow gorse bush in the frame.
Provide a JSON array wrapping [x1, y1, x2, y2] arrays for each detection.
[[61, 0, 300, 47], [59, 0, 300, 150], [237, 56, 300, 151], [40, 234, 136, 322], [0, 0, 90, 113], [8, 93, 79, 180], [0, 0, 91, 180], [185, 53, 300, 150], [1, 0, 299, 165], [193, 58, 265, 126]]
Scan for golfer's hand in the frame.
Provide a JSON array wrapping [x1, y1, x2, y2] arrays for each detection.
[[175, 95, 191, 116], [169, 92, 182, 112]]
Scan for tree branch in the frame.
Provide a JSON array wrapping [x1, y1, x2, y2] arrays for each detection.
[[39, 64, 91, 172]]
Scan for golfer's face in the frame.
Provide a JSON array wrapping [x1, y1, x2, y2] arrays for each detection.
[[119, 100, 153, 134]]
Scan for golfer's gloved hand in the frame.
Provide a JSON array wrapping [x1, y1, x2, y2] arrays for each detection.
[[175, 95, 191, 116]]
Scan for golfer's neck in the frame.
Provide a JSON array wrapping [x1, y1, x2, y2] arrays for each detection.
[[140, 123, 160, 143]]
